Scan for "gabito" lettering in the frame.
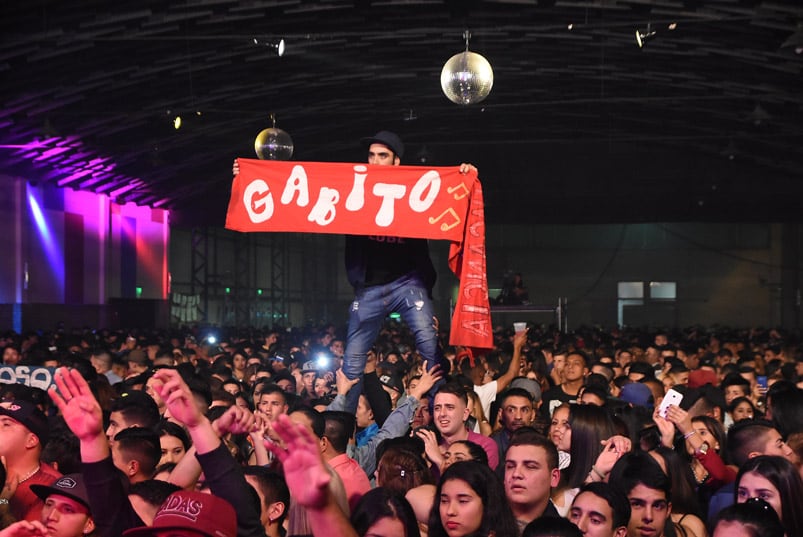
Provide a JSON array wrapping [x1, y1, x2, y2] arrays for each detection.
[[243, 165, 441, 228]]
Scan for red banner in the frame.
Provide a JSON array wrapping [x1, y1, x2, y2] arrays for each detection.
[[225, 159, 492, 349]]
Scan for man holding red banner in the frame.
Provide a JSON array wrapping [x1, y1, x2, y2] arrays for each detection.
[[232, 130, 478, 415], [338, 130, 478, 414]]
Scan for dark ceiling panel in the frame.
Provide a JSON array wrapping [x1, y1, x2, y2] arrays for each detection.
[[0, 0, 801, 224]]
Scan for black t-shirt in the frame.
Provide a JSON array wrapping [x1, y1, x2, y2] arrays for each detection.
[[362, 235, 419, 286], [345, 234, 436, 293], [540, 385, 578, 418]]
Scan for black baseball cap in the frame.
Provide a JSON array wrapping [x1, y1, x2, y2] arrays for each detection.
[[360, 130, 404, 159], [0, 400, 49, 445], [31, 474, 91, 510]]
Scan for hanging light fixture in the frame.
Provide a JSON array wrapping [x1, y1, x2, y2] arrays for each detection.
[[748, 103, 771, 126], [719, 139, 737, 161], [254, 113, 294, 160], [440, 30, 494, 105], [780, 23, 803, 54], [253, 37, 286, 57], [635, 24, 656, 48]]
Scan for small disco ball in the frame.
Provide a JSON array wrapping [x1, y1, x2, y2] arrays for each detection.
[[440, 51, 494, 105], [254, 127, 294, 160]]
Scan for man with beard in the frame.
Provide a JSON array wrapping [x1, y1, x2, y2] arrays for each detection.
[[491, 387, 536, 478]]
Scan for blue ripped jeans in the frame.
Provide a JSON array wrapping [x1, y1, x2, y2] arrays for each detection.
[[342, 273, 439, 414]]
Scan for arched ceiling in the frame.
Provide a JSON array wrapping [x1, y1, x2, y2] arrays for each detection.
[[1, 0, 801, 225]]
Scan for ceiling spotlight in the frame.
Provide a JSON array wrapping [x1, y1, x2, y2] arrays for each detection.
[[253, 37, 286, 56], [668, 22, 677, 30], [636, 24, 656, 48], [173, 116, 182, 130]]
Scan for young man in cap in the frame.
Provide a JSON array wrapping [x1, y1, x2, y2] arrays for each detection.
[[377, 370, 404, 408], [0, 473, 96, 537], [329, 362, 442, 478], [0, 400, 61, 522], [234, 131, 477, 415], [299, 361, 319, 402], [341, 130, 477, 414]]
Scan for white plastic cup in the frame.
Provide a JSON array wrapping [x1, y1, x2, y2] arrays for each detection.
[[513, 322, 527, 334]]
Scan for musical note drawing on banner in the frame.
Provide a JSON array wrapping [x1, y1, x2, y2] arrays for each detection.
[[428, 207, 461, 232], [448, 182, 470, 200]]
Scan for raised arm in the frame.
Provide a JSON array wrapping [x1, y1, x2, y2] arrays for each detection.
[[152, 369, 266, 537], [494, 328, 527, 393], [49, 367, 107, 462], [267, 415, 358, 537], [49, 368, 143, 537]]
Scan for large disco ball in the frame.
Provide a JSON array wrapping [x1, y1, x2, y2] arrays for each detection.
[[440, 51, 494, 105], [254, 127, 294, 160]]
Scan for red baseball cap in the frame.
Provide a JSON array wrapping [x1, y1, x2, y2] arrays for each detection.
[[688, 368, 718, 388], [123, 490, 236, 537]]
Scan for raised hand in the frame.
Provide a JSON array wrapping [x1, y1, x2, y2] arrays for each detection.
[[652, 406, 676, 448], [49, 367, 103, 442], [594, 435, 632, 475], [335, 368, 359, 397], [664, 404, 693, 436], [459, 163, 478, 174], [232, 159, 240, 176], [212, 405, 257, 437], [248, 413, 273, 466], [409, 364, 442, 400], [513, 327, 528, 351], [151, 369, 203, 429], [265, 415, 331, 509], [415, 428, 445, 469], [0, 520, 49, 537]]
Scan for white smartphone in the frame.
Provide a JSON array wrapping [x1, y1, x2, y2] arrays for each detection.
[[658, 388, 683, 418]]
